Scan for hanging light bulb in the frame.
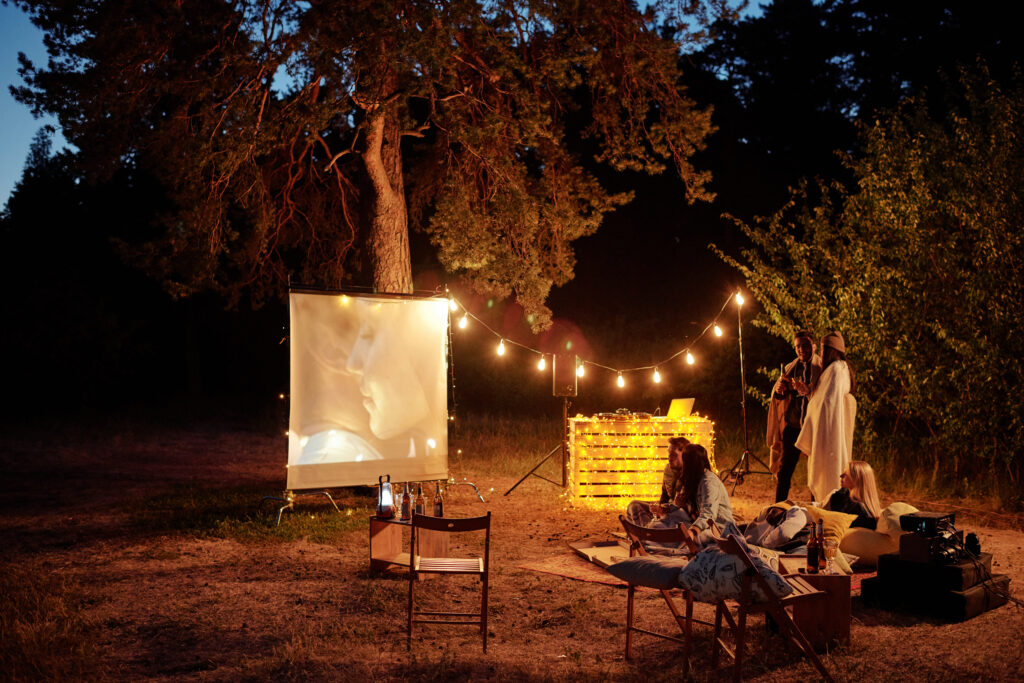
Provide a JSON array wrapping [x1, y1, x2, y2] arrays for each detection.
[[537, 355, 546, 371], [735, 292, 745, 306], [458, 314, 468, 329], [497, 339, 506, 356], [577, 363, 585, 378], [617, 372, 625, 388], [714, 324, 723, 337], [686, 351, 695, 365], [448, 298, 458, 312], [653, 368, 661, 383]]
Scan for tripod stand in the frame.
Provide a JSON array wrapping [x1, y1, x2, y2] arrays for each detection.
[[505, 395, 570, 495], [719, 293, 771, 494]]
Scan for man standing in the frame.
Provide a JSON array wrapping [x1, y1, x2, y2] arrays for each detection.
[[766, 331, 822, 502], [625, 436, 689, 526]]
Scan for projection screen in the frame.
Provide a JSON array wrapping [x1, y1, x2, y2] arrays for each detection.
[[287, 291, 449, 489]]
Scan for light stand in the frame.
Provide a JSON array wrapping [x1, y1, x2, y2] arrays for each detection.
[[719, 293, 772, 493]]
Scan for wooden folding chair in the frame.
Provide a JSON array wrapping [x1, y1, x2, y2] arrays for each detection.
[[618, 514, 705, 673], [710, 532, 834, 682], [407, 512, 491, 652]]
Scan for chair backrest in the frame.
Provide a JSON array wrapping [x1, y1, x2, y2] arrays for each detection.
[[619, 514, 699, 556], [412, 512, 490, 533], [715, 533, 781, 603]]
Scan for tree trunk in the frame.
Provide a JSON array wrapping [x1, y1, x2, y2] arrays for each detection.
[[361, 106, 413, 294]]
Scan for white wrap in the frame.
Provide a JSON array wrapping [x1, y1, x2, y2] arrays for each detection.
[[795, 360, 856, 502]]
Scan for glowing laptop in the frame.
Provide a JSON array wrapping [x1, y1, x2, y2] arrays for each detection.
[[666, 398, 695, 419]]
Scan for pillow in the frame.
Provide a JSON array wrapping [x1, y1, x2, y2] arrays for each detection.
[[605, 555, 689, 590], [805, 506, 857, 574], [678, 540, 793, 604], [875, 502, 919, 540], [839, 527, 898, 566]]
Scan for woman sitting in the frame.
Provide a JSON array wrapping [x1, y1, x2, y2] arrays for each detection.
[[654, 444, 737, 541], [824, 460, 882, 529]]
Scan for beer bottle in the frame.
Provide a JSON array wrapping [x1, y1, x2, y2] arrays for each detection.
[[806, 521, 819, 574], [433, 482, 444, 517], [400, 485, 412, 521], [414, 484, 425, 515], [817, 520, 827, 572]]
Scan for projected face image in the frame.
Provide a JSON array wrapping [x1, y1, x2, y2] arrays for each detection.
[[346, 301, 432, 441]]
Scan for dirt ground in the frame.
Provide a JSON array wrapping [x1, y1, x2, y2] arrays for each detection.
[[2, 423, 1023, 681]]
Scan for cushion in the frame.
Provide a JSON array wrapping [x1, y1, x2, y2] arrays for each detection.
[[875, 502, 919, 540], [678, 539, 793, 604], [805, 506, 858, 574], [839, 527, 898, 566], [605, 555, 689, 590]]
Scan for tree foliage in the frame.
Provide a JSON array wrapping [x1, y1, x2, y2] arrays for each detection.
[[12, 0, 732, 328], [718, 67, 1024, 481]]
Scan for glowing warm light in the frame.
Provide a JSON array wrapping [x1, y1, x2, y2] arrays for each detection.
[[537, 355, 546, 371], [284, 431, 290, 437], [448, 298, 458, 312], [653, 368, 661, 383], [459, 314, 468, 329], [617, 373, 625, 388], [714, 324, 723, 337], [338, 295, 350, 306], [735, 292, 745, 306], [497, 339, 505, 356], [427, 438, 437, 448], [278, 393, 285, 399], [577, 363, 585, 378], [686, 351, 695, 365]]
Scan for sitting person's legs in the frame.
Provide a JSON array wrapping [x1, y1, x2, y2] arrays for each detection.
[[625, 500, 656, 527]]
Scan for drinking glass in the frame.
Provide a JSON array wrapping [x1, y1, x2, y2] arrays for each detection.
[[824, 539, 839, 575]]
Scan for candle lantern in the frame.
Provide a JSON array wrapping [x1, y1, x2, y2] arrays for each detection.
[[377, 474, 395, 518]]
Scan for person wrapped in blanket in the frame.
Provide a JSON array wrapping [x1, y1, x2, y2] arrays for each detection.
[[742, 501, 811, 552], [647, 443, 740, 544]]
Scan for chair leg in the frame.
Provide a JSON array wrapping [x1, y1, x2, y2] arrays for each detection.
[[482, 574, 489, 654], [712, 602, 724, 668], [772, 606, 834, 683], [407, 571, 415, 651], [625, 585, 635, 660], [683, 592, 693, 677], [733, 608, 747, 683]]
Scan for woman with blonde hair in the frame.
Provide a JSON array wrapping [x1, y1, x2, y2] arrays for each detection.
[[825, 460, 882, 529]]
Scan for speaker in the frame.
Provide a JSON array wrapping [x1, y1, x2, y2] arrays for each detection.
[[553, 353, 578, 397]]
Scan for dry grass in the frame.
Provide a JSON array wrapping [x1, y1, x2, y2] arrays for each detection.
[[1, 414, 1023, 682]]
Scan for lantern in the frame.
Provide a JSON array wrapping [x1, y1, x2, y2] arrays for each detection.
[[377, 474, 395, 518]]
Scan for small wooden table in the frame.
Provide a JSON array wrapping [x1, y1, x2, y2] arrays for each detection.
[[791, 572, 851, 651], [369, 516, 448, 576]]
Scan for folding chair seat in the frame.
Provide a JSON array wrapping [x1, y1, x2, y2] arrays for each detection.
[[616, 514, 706, 674], [408, 512, 491, 652], [709, 532, 834, 682]]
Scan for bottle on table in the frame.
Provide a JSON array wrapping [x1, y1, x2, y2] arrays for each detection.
[[816, 520, 827, 573], [400, 484, 412, 521], [806, 521, 820, 574], [433, 482, 444, 517], [414, 484, 425, 515]]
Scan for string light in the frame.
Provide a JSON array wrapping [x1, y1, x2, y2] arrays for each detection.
[[577, 363, 585, 378], [448, 298, 458, 312], [458, 314, 468, 329], [735, 292, 745, 306], [686, 351, 695, 365], [653, 368, 661, 383], [537, 355, 546, 371], [497, 339, 506, 356], [714, 324, 723, 337], [617, 372, 625, 388]]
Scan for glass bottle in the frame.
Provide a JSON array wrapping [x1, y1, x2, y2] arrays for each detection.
[[806, 521, 819, 574], [414, 484, 425, 516], [433, 482, 444, 517], [400, 484, 412, 521], [817, 520, 827, 573]]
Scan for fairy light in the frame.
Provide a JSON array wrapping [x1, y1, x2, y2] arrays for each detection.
[[714, 324, 723, 337], [497, 339, 505, 356], [458, 314, 468, 329], [576, 363, 585, 378], [537, 355, 546, 371], [653, 368, 661, 383], [448, 298, 458, 312], [686, 351, 695, 365], [617, 372, 625, 388], [735, 292, 745, 306]]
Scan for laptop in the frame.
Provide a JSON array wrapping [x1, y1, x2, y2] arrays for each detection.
[[666, 398, 695, 419]]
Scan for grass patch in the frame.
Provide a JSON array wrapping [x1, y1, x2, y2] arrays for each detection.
[[0, 566, 104, 681], [129, 483, 373, 542]]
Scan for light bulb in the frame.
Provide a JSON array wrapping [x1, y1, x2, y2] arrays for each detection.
[[617, 373, 625, 388], [448, 298, 457, 312], [577, 363, 585, 378], [459, 314, 468, 329], [686, 351, 695, 365], [653, 368, 661, 383], [537, 356, 546, 371], [714, 324, 723, 337], [735, 292, 745, 306], [497, 339, 505, 356]]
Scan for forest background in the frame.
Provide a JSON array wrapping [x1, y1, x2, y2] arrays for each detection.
[[1, 0, 1021, 505]]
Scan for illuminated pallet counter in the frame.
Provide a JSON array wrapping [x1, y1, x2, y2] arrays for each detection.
[[569, 414, 716, 510]]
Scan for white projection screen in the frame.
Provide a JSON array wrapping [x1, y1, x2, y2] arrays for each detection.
[[287, 291, 449, 489]]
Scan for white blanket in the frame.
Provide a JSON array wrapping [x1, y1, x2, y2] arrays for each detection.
[[795, 360, 856, 502]]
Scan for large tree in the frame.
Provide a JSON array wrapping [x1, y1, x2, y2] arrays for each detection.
[[719, 67, 1024, 485], [12, 0, 732, 328]]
